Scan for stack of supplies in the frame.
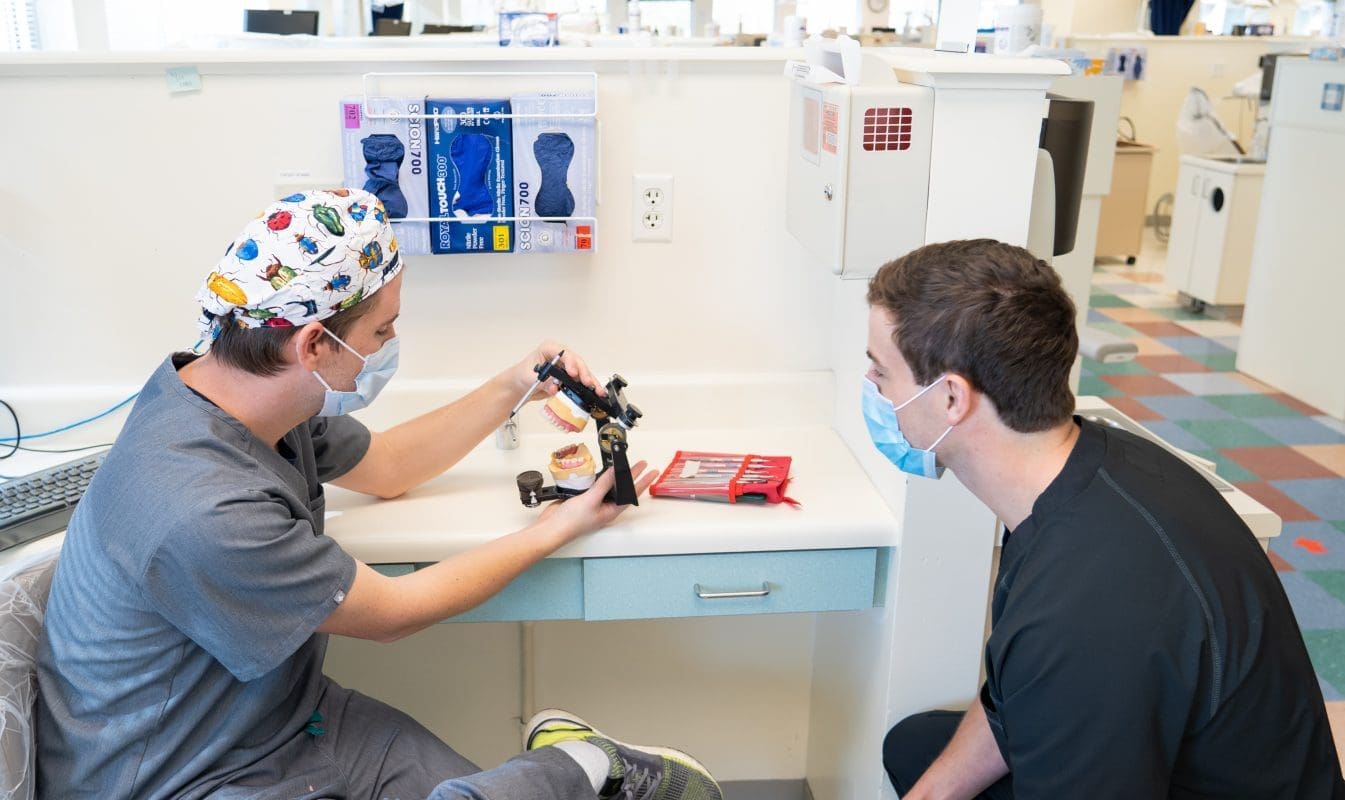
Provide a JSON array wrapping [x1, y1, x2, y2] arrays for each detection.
[[339, 96, 433, 256], [426, 98, 514, 254], [339, 92, 596, 255]]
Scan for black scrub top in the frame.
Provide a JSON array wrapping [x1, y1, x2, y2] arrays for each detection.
[[981, 418, 1344, 799]]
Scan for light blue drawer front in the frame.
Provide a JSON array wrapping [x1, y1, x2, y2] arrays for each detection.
[[452, 558, 584, 622], [373, 560, 584, 622], [582, 548, 879, 621]]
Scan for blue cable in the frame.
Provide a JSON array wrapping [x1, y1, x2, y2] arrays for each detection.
[[0, 393, 139, 443]]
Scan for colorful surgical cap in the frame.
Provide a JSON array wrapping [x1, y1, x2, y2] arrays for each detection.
[[196, 188, 402, 342]]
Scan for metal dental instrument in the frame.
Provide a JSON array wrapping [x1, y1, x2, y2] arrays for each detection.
[[509, 350, 564, 420]]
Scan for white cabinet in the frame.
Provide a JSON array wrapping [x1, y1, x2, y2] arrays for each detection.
[[1238, 59, 1345, 420], [1165, 155, 1266, 309]]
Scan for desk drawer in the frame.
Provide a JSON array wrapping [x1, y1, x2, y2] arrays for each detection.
[[373, 560, 584, 622], [582, 548, 878, 621]]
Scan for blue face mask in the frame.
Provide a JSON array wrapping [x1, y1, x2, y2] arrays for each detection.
[[310, 328, 399, 417], [861, 375, 953, 479]]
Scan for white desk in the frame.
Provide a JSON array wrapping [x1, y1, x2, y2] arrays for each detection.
[[326, 426, 895, 564]]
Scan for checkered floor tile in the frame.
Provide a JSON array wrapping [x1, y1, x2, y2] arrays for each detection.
[[1087, 255, 1345, 696]]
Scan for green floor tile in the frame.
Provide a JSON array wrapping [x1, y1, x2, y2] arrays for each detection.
[[1189, 352, 1239, 372], [1302, 630, 1345, 693], [1088, 294, 1136, 308], [1175, 419, 1282, 449], [1078, 376, 1122, 397], [1151, 306, 1210, 321], [1186, 449, 1259, 483], [1204, 394, 1301, 418], [1307, 571, 1345, 606], [1080, 357, 1151, 375], [1089, 321, 1143, 339]]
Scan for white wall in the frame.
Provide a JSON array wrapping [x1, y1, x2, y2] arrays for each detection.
[[0, 52, 835, 396], [1042, 0, 1145, 38]]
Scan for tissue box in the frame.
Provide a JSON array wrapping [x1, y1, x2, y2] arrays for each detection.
[[511, 93, 597, 253], [425, 98, 514, 254], [499, 12, 559, 47], [339, 96, 433, 256]]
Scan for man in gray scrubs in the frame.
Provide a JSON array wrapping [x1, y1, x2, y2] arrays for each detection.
[[36, 189, 722, 800]]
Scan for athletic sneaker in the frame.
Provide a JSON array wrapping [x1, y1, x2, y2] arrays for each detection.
[[524, 708, 723, 800]]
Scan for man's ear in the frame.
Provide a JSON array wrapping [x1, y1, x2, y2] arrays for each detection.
[[943, 374, 976, 427], [291, 323, 328, 370]]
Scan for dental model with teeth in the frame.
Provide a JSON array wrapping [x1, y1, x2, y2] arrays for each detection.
[[549, 443, 597, 491], [542, 388, 592, 432]]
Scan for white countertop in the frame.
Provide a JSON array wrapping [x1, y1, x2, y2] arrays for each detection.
[[324, 424, 898, 564], [1067, 34, 1328, 45], [1179, 154, 1268, 175], [0, 388, 1280, 576]]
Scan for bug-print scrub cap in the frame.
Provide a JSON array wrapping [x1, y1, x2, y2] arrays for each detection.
[[195, 188, 403, 342]]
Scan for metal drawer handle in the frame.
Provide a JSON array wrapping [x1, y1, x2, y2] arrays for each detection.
[[694, 582, 771, 599]]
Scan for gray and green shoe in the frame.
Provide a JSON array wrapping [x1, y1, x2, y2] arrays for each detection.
[[524, 708, 723, 800]]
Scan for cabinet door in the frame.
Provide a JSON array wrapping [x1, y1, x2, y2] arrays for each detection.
[[1166, 165, 1203, 293], [1190, 170, 1234, 304]]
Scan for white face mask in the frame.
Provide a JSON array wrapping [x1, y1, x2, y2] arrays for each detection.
[[308, 327, 399, 417]]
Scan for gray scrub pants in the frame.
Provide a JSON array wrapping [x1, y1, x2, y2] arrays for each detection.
[[207, 678, 595, 800]]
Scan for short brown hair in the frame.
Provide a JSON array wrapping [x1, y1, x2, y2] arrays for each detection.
[[205, 301, 373, 377], [867, 239, 1077, 433]]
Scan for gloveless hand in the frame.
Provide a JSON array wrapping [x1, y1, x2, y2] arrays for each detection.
[[510, 341, 607, 403], [537, 460, 658, 542]]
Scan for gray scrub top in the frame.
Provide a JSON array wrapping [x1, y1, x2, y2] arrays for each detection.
[[36, 354, 368, 799]]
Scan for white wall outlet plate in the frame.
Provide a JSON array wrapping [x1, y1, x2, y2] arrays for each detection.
[[274, 170, 341, 200], [633, 174, 673, 242]]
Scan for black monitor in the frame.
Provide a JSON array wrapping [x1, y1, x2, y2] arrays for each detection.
[[374, 18, 412, 36], [422, 23, 483, 34], [1039, 93, 1094, 257], [244, 9, 319, 36], [1258, 53, 1307, 102]]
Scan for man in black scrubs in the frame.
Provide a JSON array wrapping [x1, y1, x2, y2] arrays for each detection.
[[865, 240, 1343, 799]]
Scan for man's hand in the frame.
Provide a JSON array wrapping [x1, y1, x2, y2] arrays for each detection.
[[538, 460, 658, 542], [509, 341, 606, 403]]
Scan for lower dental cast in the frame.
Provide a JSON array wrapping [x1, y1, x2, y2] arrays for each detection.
[[549, 442, 597, 491]]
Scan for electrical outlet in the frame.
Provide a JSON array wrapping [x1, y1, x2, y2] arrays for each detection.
[[633, 174, 673, 242]]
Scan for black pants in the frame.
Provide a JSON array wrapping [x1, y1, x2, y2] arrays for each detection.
[[883, 711, 1015, 799]]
